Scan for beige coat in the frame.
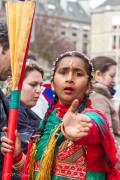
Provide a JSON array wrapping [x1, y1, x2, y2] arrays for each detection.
[[90, 82, 120, 169], [90, 83, 120, 135]]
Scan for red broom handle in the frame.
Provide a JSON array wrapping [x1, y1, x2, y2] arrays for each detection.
[[2, 109, 19, 180], [2, 8, 35, 180]]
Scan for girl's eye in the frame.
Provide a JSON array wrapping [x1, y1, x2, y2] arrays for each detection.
[[30, 83, 37, 87], [76, 72, 83, 76], [29, 82, 40, 87], [58, 70, 66, 74], [110, 75, 115, 78]]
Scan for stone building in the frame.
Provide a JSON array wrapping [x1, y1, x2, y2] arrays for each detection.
[[91, 0, 120, 84], [0, 0, 91, 75], [0, 0, 91, 55], [34, 0, 90, 56]]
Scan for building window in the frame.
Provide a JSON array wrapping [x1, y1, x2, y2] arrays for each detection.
[[113, 25, 117, 29], [83, 34, 88, 38], [83, 42, 88, 55], [61, 31, 65, 35], [1, 1, 6, 9], [119, 36, 120, 49], [72, 32, 77, 37], [112, 35, 117, 49], [73, 41, 76, 50]]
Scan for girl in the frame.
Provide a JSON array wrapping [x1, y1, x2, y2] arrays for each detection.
[[1, 51, 120, 180]]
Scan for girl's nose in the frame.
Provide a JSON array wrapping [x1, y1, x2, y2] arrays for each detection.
[[112, 78, 116, 85], [35, 85, 41, 93], [66, 72, 74, 82]]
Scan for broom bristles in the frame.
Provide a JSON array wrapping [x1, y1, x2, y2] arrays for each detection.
[[6, 1, 35, 89], [28, 142, 37, 180], [36, 125, 61, 180]]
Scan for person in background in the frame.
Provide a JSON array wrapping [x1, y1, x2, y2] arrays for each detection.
[[1, 60, 44, 179], [0, 21, 10, 130], [90, 56, 120, 169], [12, 60, 44, 152], [0, 21, 11, 178], [1, 51, 120, 179], [0, 19, 44, 178]]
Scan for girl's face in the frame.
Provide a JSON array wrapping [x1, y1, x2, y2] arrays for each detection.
[[52, 56, 90, 105], [21, 70, 42, 108], [96, 65, 116, 87]]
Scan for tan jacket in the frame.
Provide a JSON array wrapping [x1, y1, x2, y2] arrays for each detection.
[[90, 83, 120, 136]]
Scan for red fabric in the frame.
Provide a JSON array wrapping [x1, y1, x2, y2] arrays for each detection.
[[22, 140, 33, 180], [55, 99, 92, 118], [55, 101, 69, 118], [47, 100, 120, 178], [42, 82, 51, 89], [107, 167, 120, 180], [75, 108, 120, 179], [74, 119, 108, 172], [83, 109, 118, 165]]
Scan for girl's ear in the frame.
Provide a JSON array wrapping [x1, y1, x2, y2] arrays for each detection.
[[95, 70, 103, 79], [0, 46, 3, 55], [85, 82, 91, 96], [94, 70, 103, 83]]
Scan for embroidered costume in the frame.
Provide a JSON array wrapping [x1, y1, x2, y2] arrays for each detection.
[[22, 97, 120, 180]]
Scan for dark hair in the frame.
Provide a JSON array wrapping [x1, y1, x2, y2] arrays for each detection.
[[52, 51, 93, 81], [92, 56, 117, 73], [27, 53, 37, 61], [0, 21, 9, 52], [25, 60, 44, 79]]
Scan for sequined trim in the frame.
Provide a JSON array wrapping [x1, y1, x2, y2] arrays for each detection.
[[53, 161, 86, 179]]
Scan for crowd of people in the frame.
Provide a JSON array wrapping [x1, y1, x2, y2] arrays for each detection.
[[0, 19, 120, 180]]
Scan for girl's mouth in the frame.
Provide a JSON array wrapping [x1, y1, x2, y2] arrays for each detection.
[[33, 97, 39, 101], [64, 87, 74, 94]]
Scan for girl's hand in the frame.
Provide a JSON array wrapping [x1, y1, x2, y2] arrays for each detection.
[[61, 99, 92, 141], [1, 127, 22, 158]]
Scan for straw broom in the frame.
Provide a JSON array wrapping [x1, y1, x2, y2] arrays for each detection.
[[2, 1, 36, 179]]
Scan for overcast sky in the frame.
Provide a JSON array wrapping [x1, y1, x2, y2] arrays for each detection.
[[61, 0, 106, 8], [90, 0, 106, 8]]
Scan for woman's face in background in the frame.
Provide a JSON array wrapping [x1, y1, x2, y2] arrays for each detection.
[[21, 70, 43, 108], [95, 65, 116, 87]]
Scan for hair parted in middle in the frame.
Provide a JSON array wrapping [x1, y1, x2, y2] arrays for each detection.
[[51, 51, 94, 82]]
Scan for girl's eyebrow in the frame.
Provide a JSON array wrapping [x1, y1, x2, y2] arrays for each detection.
[[58, 67, 84, 72]]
